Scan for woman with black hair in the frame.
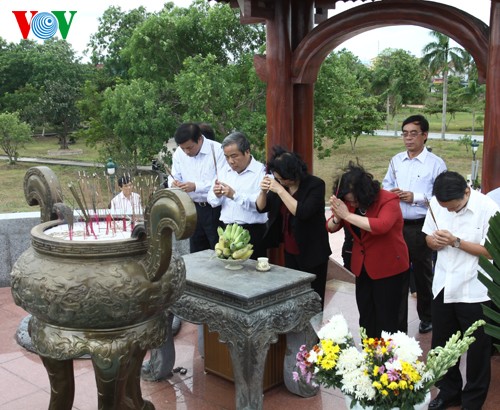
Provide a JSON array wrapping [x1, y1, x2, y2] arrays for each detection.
[[256, 146, 331, 309], [327, 161, 409, 337]]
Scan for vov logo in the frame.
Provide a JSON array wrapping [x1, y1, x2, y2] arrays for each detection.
[[12, 11, 77, 40]]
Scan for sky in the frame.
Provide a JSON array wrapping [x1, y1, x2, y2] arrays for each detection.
[[0, 0, 491, 63]]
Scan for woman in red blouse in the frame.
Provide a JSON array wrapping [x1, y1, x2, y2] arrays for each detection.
[[327, 162, 410, 337]]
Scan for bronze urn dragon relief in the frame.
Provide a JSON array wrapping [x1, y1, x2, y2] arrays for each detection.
[[10, 166, 196, 410]]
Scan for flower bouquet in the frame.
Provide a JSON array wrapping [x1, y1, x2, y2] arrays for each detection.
[[294, 314, 485, 410]]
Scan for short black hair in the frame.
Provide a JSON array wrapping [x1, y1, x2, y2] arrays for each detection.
[[402, 114, 429, 133], [174, 123, 202, 145], [432, 171, 467, 202], [198, 122, 215, 141], [266, 145, 307, 181], [118, 176, 131, 187]]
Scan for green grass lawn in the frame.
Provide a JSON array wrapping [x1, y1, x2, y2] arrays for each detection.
[[1, 133, 481, 213]]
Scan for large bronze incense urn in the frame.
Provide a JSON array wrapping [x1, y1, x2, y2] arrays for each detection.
[[10, 166, 196, 410]]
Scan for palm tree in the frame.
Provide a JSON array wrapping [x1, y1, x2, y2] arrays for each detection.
[[421, 31, 466, 139]]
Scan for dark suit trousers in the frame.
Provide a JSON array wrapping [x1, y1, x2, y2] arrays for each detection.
[[356, 267, 409, 338], [431, 290, 491, 409], [403, 220, 433, 322], [190, 204, 221, 253], [285, 252, 328, 310]]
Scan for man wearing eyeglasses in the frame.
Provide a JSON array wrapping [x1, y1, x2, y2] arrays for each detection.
[[382, 114, 447, 334]]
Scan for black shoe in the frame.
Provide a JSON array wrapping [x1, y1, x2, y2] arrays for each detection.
[[419, 320, 432, 334], [428, 394, 461, 410]]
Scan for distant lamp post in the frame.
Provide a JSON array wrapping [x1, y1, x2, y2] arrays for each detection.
[[471, 139, 480, 187], [106, 158, 117, 195]]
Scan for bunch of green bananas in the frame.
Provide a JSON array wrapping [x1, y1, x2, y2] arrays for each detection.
[[215, 223, 253, 260]]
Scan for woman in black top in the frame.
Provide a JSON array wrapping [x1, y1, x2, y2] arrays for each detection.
[[256, 146, 332, 309]]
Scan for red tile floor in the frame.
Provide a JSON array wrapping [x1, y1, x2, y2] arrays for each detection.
[[1, 229, 499, 409]]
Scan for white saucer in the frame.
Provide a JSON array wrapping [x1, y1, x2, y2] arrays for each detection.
[[256, 265, 271, 272]]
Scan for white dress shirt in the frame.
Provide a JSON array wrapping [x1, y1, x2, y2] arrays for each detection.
[[487, 187, 500, 207], [207, 157, 268, 225], [110, 192, 142, 215], [382, 147, 447, 220], [168, 137, 226, 203], [422, 189, 499, 303]]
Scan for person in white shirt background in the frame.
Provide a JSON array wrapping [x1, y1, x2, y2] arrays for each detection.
[[423, 171, 499, 410], [207, 131, 268, 258], [382, 114, 447, 335], [110, 176, 142, 217], [168, 122, 226, 253]]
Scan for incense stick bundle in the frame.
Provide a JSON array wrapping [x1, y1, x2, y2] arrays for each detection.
[[390, 159, 399, 188], [424, 195, 439, 230], [211, 144, 219, 181]]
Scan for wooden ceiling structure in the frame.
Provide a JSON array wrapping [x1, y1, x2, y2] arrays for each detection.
[[214, 0, 500, 192]]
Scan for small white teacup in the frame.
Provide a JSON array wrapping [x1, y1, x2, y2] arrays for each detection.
[[257, 257, 270, 271]]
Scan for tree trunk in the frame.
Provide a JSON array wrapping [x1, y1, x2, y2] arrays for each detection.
[[386, 94, 390, 131], [441, 68, 449, 140]]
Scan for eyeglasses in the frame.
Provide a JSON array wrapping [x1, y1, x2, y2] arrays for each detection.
[[401, 130, 423, 138]]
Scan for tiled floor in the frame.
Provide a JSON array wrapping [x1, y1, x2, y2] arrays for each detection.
[[1, 227, 499, 409]]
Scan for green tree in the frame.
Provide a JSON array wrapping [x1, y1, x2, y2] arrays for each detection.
[[174, 53, 266, 155], [123, 0, 265, 83], [0, 112, 32, 164], [370, 49, 427, 131], [453, 52, 485, 133], [100, 79, 177, 170], [421, 31, 466, 139], [314, 50, 384, 156], [86, 6, 150, 78]]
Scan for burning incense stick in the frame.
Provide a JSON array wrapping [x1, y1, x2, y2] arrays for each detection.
[[424, 195, 439, 230], [390, 159, 399, 188], [211, 144, 219, 181]]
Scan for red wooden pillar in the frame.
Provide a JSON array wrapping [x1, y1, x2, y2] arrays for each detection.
[[483, 0, 500, 193], [265, 0, 293, 153], [265, 0, 293, 266], [291, 0, 315, 171]]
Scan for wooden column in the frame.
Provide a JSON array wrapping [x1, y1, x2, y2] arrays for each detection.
[[483, 0, 500, 193], [265, 0, 293, 153], [291, 0, 315, 171]]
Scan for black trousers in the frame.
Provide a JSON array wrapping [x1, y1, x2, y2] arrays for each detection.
[[403, 220, 433, 322], [356, 267, 409, 338], [431, 290, 491, 409], [285, 252, 329, 310], [190, 203, 221, 253]]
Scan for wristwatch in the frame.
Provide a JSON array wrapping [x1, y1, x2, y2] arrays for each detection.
[[453, 237, 461, 248]]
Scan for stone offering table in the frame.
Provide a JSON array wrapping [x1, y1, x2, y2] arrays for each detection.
[[170, 250, 321, 410]]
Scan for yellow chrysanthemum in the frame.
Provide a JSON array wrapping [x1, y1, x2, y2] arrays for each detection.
[[388, 381, 398, 390], [373, 381, 382, 390], [380, 373, 389, 386]]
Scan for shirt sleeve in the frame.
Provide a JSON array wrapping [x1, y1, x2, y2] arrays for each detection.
[[369, 195, 402, 235]]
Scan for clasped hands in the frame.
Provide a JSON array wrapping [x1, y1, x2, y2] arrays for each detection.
[[260, 176, 282, 194], [390, 188, 414, 204], [329, 195, 350, 220], [430, 229, 456, 250], [213, 180, 235, 199], [171, 179, 195, 193]]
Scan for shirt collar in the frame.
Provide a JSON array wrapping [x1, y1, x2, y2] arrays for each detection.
[[403, 146, 429, 162]]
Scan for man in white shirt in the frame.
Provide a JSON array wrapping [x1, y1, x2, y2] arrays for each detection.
[[110, 176, 142, 216], [207, 131, 268, 258], [168, 123, 226, 253], [382, 114, 447, 334], [423, 171, 499, 410]]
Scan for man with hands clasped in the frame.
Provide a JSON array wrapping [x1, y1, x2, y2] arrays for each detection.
[[423, 171, 499, 410], [383, 114, 447, 335], [207, 131, 268, 258]]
